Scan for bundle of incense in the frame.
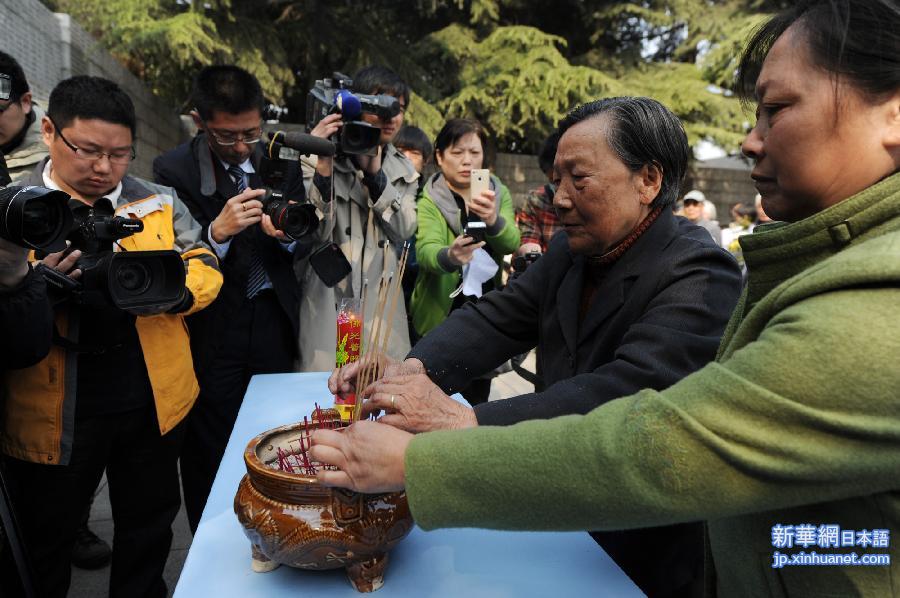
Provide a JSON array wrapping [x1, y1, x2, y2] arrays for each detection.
[[351, 242, 410, 422], [274, 405, 342, 474]]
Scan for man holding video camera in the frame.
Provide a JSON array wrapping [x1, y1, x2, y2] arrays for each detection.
[[0, 50, 117, 573], [0, 56, 53, 369], [0, 156, 54, 598], [153, 65, 306, 533], [1, 75, 223, 598], [299, 65, 419, 371]]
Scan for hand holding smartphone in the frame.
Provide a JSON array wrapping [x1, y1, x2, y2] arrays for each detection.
[[469, 169, 490, 204], [463, 220, 487, 245]]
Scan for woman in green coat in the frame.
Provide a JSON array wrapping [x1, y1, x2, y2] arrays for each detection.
[[410, 119, 519, 403]]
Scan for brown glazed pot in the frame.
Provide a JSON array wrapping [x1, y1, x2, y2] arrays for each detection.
[[234, 421, 414, 592]]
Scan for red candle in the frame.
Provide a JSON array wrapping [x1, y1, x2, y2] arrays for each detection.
[[334, 299, 362, 420]]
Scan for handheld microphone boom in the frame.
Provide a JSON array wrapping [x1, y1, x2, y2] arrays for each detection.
[[268, 131, 336, 157]]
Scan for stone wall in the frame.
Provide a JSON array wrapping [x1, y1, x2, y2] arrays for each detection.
[[689, 162, 757, 224], [0, 0, 186, 179], [492, 150, 757, 226], [493, 152, 546, 210]]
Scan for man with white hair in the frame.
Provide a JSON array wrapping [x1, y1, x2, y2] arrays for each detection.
[[682, 189, 722, 245]]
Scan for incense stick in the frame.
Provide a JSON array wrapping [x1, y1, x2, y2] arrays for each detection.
[[352, 276, 389, 421], [378, 243, 409, 361], [350, 244, 410, 422]]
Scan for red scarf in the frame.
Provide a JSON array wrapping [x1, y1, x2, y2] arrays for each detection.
[[579, 206, 663, 322]]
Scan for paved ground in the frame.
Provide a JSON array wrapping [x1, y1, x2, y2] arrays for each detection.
[[69, 353, 538, 597]]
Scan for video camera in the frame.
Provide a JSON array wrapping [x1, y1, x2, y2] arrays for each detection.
[[0, 76, 73, 253], [0, 179, 73, 252], [306, 72, 400, 156], [35, 210, 186, 311]]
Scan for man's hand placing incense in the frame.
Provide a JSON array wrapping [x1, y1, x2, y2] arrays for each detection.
[[309, 420, 410, 493], [328, 356, 426, 401], [360, 374, 478, 433]]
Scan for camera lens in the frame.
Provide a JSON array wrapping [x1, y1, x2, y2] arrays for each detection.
[[280, 204, 318, 240], [0, 186, 73, 251], [115, 261, 151, 295]]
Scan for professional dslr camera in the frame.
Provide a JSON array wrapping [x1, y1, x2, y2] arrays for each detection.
[[35, 211, 186, 311], [306, 72, 400, 156], [256, 131, 326, 241]]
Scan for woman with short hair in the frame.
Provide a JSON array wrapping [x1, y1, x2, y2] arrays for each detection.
[[409, 118, 520, 404]]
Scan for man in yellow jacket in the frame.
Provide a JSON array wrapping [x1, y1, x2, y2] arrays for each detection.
[[0, 76, 222, 598]]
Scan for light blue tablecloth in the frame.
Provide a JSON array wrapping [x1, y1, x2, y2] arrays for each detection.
[[174, 372, 645, 597]]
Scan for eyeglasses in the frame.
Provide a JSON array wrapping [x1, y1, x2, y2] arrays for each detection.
[[204, 126, 263, 146], [48, 116, 135, 165]]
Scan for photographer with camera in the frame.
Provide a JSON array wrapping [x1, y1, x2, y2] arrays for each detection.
[[1, 53, 114, 570], [299, 65, 419, 371], [1, 76, 223, 598], [0, 73, 53, 370], [0, 52, 47, 183], [153, 65, 306, 534], [0, 158, 54, 598]]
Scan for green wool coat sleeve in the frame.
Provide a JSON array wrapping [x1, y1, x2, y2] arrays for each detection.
[[415, 193, 456, 274], [485, 184, 520, 255], [404, 287, 900, 531]]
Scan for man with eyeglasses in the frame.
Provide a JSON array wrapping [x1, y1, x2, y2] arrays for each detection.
[[0, 75, 222, 598], [299, 65, 419, 371], [153, 65, 305, 533], [0, 51, 48, 183]]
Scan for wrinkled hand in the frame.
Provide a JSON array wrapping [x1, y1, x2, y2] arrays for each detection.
[[361, 374, 478, 433], [0, 238, 31, 289], [328, 356, 425, 402], [309, 420, 411, 493], [447, 234, 486, 266], [468, 189, 497, 227], [310, 114, 343, 178], [210, 188, 266, 242]]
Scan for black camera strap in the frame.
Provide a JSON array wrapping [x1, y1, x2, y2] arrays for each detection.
[[51, 323, 122, 356]]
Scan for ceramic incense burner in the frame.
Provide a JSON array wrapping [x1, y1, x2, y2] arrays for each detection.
[[234, 418, 414, 592]]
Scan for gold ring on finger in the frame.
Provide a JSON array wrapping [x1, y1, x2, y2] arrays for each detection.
[[390, 395, 395, 410]]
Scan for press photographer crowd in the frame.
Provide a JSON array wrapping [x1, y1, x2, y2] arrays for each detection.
[[2, 0, 900, 596]]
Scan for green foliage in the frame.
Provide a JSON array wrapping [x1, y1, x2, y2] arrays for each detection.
[[428, 25, 621, 149], [405, 91, 445, 142], [698, 12, 771, 90], [40, 0, 777, 154], [623, 62, 747, 149], [47, 0, 294, 108]]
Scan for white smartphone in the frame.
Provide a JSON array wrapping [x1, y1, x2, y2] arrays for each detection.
[[469, 168, 490, 204]]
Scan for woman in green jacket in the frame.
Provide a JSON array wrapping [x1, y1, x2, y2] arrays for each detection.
[[410, 118, 519, 404], [312, 1, 900, 595]]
